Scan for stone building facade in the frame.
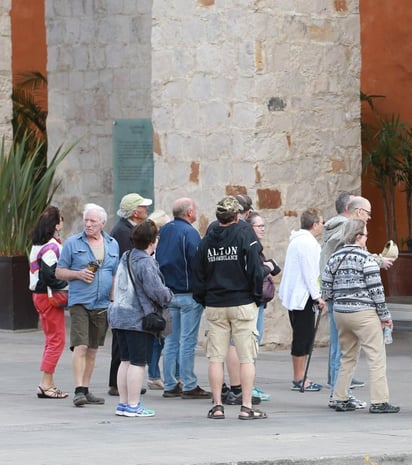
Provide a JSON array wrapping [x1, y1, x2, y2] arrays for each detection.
[[1, 0, 362, 347], [0, 0, 12, 141]]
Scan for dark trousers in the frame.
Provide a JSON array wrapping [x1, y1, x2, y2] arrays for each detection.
[[109, 329, 120, 387]]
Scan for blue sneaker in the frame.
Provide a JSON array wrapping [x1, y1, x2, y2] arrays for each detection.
[[115, 403, 127, 416], [124, 403, 156, 417], [252, 386, 271, 401]]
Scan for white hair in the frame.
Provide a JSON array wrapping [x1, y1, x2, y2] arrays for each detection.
[[83, 203, 107, 223]]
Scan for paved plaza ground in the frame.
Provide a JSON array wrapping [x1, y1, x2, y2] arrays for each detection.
[[0, 320, 411, 465]]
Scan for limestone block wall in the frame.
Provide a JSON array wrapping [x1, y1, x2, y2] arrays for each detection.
[[151, 0, 362, 348], [0, 0, 12, 141], [45, 0, 153, 232]]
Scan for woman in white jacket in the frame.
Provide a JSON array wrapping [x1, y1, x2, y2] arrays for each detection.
[[279, 208, 326, 391]]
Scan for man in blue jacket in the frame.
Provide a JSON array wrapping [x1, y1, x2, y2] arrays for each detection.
[[156, 197, 211, 399]]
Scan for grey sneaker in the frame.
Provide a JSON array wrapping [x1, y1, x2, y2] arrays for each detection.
[[85, 392, 105, 404], [349, 395, 367, 409], [73, 392, 88, 407], [369, 402, 400, 414], [350, 378, 365, 389], [222, 391, 261, 405], [335, 400, 356, 412]]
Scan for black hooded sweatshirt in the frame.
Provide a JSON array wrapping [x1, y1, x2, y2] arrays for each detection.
[[192, 220, 263, 307]]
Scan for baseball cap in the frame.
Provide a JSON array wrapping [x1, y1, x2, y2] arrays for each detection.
[[117, 193, 152, 217], [216, 196, 244, 214]]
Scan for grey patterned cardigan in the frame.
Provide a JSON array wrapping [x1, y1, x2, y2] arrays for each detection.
[[321, 244, 391, 321]]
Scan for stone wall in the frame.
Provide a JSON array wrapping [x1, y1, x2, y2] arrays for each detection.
[[151, 0, 361, 347], [45, 0, 153, 232], [0, 0, 12, 141], [44, 0, 362, 347]]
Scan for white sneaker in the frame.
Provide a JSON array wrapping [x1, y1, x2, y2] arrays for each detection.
[[349, 395, 367, 409], [147, 379, 164, 390]]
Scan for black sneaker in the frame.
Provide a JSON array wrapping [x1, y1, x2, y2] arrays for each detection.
[[222, 391, 261, 405], [181, 385, 212, 399], [108, 386, 119, 396], [335, 400, 356, 412], [369, 402, 400, 414], [163, 383, 182, 398]]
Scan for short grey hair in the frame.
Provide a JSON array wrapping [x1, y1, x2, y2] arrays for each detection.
[[335, 191, 352, 214], [83, 203, 107, 224], [343, 219, 365, 244]]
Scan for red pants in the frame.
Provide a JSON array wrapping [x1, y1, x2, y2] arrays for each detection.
[[33, 293, 66, 374]]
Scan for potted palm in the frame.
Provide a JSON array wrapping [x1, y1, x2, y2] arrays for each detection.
[[362, 93, 412, 297], [0, 132, 74, 330]]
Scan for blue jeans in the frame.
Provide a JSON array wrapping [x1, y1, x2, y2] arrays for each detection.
[[162, 294, 204, 391], [256, 304, 265, 345], [148, 336, 164, 380], [328, 300, 341, 390]]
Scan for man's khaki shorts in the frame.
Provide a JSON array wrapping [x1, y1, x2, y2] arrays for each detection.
[[70, 304, 108, 350], [204, 303, 259, 363]]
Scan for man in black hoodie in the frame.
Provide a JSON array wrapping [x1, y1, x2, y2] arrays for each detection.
[[193, 196, 267, 420]]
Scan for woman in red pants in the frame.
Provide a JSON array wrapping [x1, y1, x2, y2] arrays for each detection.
[[29, 206, 69, 399]]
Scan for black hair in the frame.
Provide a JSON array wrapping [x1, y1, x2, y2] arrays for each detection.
[[31, 206, 62, 245]]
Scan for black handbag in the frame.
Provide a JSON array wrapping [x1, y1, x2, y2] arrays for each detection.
[[142, 312, 166, 332], [126, 251, 166, 333]]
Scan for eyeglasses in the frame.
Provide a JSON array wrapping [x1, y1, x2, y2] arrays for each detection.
[[253, 224, 265, 229], [358, 208, 372, 218]]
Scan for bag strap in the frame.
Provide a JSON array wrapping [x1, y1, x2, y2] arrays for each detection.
[[331, 247, 356, 277], [126, 250, 139, 295]]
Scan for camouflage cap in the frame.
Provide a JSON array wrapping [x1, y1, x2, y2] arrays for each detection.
[[216, 196, 244, 214]]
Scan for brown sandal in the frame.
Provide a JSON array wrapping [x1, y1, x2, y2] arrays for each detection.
[[207, 404, 225, 419], [238, 405, 267, 420], [37, 386, 69, 399]]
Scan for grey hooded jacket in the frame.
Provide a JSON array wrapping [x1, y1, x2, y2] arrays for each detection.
[[108, 249, 173, 332]]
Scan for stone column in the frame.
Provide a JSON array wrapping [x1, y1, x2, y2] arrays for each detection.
[[151, 0, 361, 347]]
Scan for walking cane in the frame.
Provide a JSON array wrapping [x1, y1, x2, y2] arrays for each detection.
[[300, 304, 322, 393]]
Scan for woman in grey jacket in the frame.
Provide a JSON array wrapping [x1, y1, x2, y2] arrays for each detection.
[[108, 219, 173, 417]]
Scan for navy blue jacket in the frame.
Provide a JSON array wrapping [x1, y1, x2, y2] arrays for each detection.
[[156, 217, 201, 293]]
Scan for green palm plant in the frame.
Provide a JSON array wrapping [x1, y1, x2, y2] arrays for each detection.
[[12, 71, 47, 142], [363, 113, 411, 244], [399, 133, 412, 247], [0, 131, 75, 256]]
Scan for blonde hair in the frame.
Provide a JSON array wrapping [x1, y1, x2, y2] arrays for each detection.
[[148, 209, 171, 229]]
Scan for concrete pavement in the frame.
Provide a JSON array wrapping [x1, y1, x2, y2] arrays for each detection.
[[0, 318, 411, 465]]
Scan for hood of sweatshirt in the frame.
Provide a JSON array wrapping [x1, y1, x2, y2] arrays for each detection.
[[323, 214, 347, 244], [207, 220, 253, 246]]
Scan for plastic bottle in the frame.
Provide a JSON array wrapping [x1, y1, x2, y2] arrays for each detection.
[[383, 326, 393, 344]]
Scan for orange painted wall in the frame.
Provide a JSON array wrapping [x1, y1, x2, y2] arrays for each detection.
[[360, 0, 412, 252], [10, 0, 47, 107]]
